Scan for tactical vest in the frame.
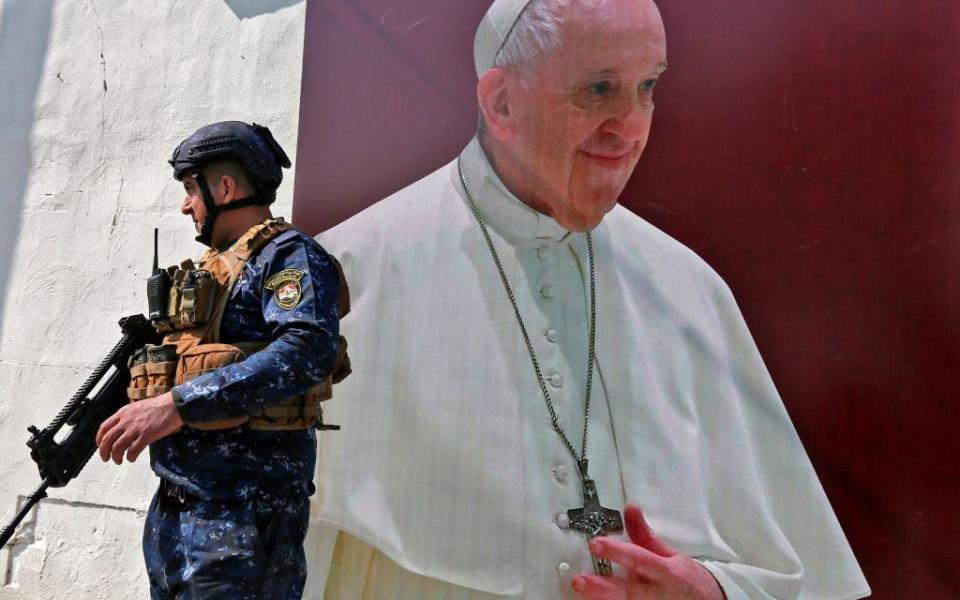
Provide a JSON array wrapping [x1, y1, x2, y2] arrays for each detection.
[[127, 218, 351, 431]]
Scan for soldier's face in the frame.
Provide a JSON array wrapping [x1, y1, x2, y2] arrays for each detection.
[[180, 175, 208, 234], [508, 0, 667, 231]]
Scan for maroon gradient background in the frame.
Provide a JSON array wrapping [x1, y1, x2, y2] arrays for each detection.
[[293, 1, 960, 597]]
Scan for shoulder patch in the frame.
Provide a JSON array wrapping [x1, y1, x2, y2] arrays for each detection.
[[265, 269, 305, 310]]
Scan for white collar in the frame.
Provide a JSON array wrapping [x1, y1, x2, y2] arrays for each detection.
[[457, 136, 571, 243]]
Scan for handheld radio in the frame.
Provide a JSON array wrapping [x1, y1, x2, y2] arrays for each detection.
[[146, 228, 171, 321]]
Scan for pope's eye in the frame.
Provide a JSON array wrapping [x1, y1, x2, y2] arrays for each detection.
[[587, 81, 613, 95], [640, 78, 658, 92]]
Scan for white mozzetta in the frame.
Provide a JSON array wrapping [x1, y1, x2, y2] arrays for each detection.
[[307, 137, 869, 599], [0, 1, 305, 597]]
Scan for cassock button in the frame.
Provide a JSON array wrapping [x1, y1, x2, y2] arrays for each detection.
[[540, 284, 555, 298], [537, 245, 550, 260], [555, 512, 570, 529], [545, 328, 559, 343], [553, 465, 568, 483], [549, 373, 563, 388], [557, 562, 572, 578]]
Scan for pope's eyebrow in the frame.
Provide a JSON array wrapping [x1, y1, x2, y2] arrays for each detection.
[[583, 69, 618, 80], [582, 62, 668, 80]]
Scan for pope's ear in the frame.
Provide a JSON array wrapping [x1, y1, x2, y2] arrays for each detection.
[[477, 68, 514, 141]]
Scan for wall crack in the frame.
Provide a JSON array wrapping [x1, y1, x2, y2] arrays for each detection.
[[110, 167, 125, 235], [89, 0, 108, 146]]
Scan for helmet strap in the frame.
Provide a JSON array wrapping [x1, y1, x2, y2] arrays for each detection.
[[193, 169, 272, 247], [194, 169, 220, 247], [216, 194, 267, 212]]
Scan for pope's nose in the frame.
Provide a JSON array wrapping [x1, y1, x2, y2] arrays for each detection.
[[603, 95, 653, 146]]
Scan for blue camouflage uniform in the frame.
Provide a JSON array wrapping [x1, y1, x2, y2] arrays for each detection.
[[143, 228, 340, 600]]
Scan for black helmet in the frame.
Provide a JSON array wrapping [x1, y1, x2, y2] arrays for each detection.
[[169, 121, 291, 246]]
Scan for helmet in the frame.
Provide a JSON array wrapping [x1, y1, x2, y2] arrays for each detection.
[[169, 121, 291, 246], [169, 121, 291, 189]]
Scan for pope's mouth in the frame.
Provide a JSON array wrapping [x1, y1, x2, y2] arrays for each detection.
[[578, 148, 634, 169]]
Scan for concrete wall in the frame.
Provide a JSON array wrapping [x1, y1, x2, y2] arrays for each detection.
[[0, 1, 306, 597]]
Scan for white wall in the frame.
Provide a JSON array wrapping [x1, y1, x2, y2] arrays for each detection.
[[0, 1, 306, 597]]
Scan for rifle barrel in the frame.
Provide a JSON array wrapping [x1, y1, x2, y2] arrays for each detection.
[[0, 479, 51, 549]]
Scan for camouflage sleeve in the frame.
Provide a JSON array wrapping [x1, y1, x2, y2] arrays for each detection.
[[172, 236, 340, 423]]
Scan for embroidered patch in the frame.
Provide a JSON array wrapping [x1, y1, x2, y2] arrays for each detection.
[[265, 269, 305, 310]]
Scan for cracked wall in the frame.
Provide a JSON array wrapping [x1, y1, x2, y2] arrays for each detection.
[[0, 1, 306, 597]]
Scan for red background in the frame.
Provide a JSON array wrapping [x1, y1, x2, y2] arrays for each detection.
[[293, 1, 960, 597]]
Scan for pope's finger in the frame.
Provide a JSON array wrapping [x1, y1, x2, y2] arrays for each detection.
[[95, 412, 120, 447], [589, 537, 664, 579], [571, 573, 629, 600], [625, 503, 676, 557]]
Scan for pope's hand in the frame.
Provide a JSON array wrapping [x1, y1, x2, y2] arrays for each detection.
[[571, 504, 725, 600], [95, 392, 183, 464]]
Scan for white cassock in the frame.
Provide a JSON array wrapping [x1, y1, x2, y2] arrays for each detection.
[[304, 137, 870, 600]]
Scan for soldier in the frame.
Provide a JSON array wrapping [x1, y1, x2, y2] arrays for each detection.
[[95, 121, 348, 599]]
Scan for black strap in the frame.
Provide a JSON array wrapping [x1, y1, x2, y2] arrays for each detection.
[[216, 194, 266, 212], [195, 170, 219, 246], [193, 168, 268, 246]]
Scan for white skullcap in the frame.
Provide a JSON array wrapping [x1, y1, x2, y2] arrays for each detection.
[[473, 0, 534, 78]]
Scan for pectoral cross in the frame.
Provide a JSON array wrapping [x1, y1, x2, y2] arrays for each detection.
[[567, 460, 624, 575]]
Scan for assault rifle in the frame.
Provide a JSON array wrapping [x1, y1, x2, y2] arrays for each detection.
[[0, 314, 159, 549]]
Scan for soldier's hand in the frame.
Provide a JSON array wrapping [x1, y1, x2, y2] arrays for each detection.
[[95, 392, 184, 464], [571, 504, 725, 600]]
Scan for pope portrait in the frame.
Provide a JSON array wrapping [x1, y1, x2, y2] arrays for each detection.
[[304, 0, 871, 598]]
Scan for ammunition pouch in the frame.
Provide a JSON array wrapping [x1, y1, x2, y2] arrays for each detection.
[[127, 340, 344, 431], [155, 261, 217, 333], [127, 344, 178, 401]]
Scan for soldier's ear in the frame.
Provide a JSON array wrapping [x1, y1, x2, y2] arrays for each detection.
[[477, 68, 515, 141], [219, 175, 240, 203]]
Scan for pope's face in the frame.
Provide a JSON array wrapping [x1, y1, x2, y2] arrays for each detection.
[[507, 0, 667, 231]]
